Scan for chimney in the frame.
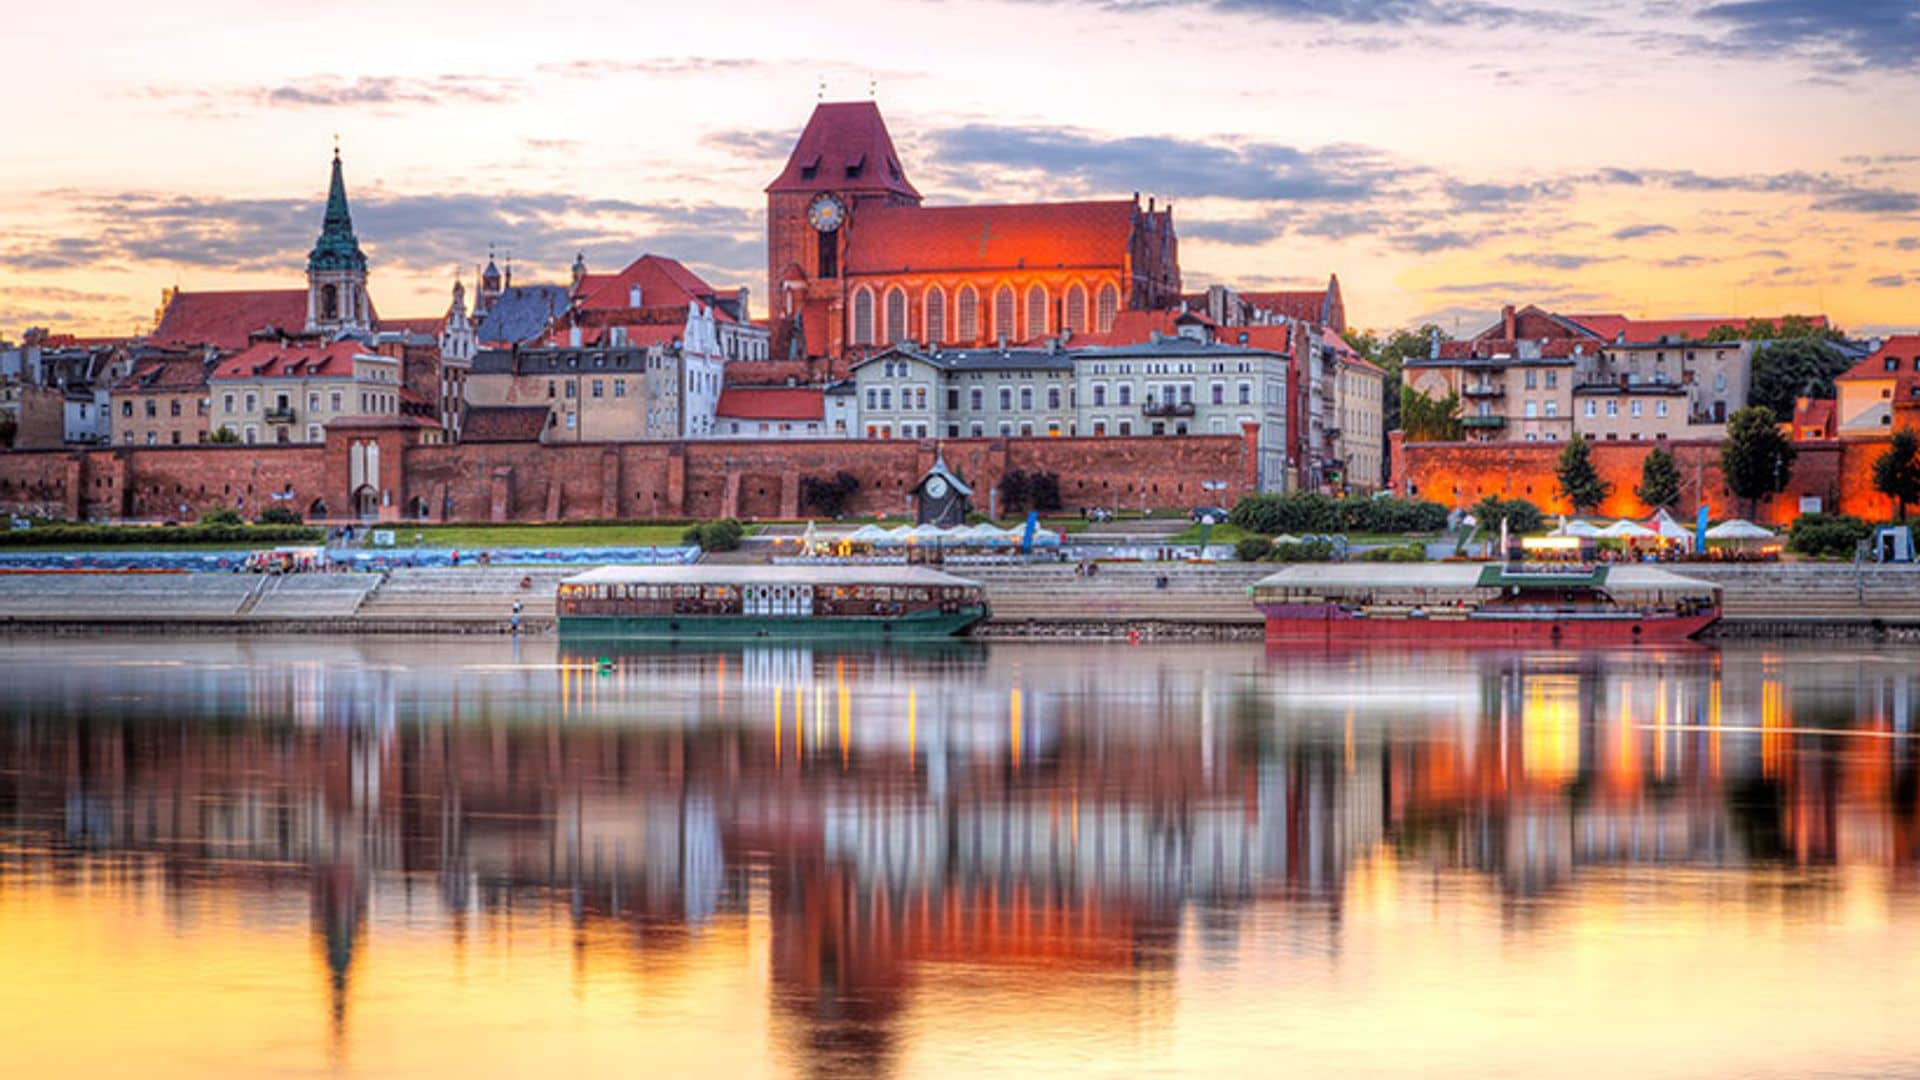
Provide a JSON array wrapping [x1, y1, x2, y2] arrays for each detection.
[[1501, 305, 1516, 340]]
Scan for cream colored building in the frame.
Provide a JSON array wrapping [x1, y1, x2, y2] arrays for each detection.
[[1336, 356, 1387, 491], [209, 339, 399, 445]]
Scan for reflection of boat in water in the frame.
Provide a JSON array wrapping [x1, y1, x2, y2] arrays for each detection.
[[1253, 563, 1721, 645], [555, 636, 990, 674], [557, 565, 989, 641]]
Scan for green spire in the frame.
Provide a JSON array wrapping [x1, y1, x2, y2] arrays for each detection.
[[307, 150, 367, 274]]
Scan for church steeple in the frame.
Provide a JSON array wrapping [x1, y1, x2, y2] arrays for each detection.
[[306, 148, 371, 335]]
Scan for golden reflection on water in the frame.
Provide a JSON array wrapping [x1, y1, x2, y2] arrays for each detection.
[[3, 638, 1920, 1076]]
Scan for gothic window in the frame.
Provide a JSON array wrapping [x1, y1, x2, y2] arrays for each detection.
[[321, 283, 338, 320], [1096, 283, 1119, 333], [957, 286, 979, 342], [994, 285, 1016, 343], [884, 287, 908, 343], [817, 230, 837, 279], [924, 287, 946, 344], [1065, 284, 1088, 333], [851, 287, 875, 346], [1026, 284, 1048, 340]]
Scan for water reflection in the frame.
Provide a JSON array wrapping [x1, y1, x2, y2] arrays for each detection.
[[3, 638, 1920, 1075]]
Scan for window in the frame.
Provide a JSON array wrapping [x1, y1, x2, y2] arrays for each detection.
[[1019, 387, 1034, 410], [565, 382, 576, 398], [998, 421, 1013, 436], [244, 393, 256, 413], [1630, 400, 1642, 418], [1238, 382, 1252, 405], [915, 387, 927, 410], [1093, 383, 1107, 406], [1545, 400, 1558, 417], [1211, 382, 1224, 405], [1546, 371, 1558, 389], [547, 381, 556, 399], [170, 431, 181, 445], [145, 431, 156, 445], [1026, 284, 1048, 340], [1117, 419, 1133, 436], [1047, 386, 1061, 410], [970, 387, 983, 410], [243, 425, 257, 444], [1524, 401, 1538, 418], [865, 388, 877, 410], [925, 287, 946, 344], [957, 286, 979, 342], [1117, 384, 1132, 406], [999, 387, 1013, 410], [1093, 419, 1107, 436], [330, 391, 342, 412], [851, 287, 875, 346], [880, 388, 893, 410], [970, 421, 984, 437], [1064, 284, 1088, 333], [1606, 400, 1619, 416], [816, 229, 837, 279], [307, 424, 321, 442], [1584, 400, 1597, 418], [614, 379, 626, 398], [885, 287, 908, 343], [307, 392, 320, 411], [591, 379, 604, 398], [1656, 399, 1668, 417], [1096, 283, 1118, 333], [1019, 421, 1034, 436], [121, 400, 133, 418], [994, 286, 1017, 342], [169, 400, 181, 418], [1524, 370, 1537, 389]]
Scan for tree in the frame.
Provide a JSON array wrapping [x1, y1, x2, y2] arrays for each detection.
[[1400, 386, 1462, 442], [1750, 337, 1854, 417], [1720, 406, 1796, 519], [1556, 432, 1610, 513], [1873, 429, 1920, 522], [1345, 324, 1442, 435], [1471, 495, 1544, 536], [997, 470, 1032, 515], [1028, 471, 1063, 513], [208, 426, 240, 444], [1635, 444, 1682, 511], [800, 471, 861, 517]]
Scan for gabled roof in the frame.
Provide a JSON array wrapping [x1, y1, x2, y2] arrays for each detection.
[[1237, 289, 1326, 324], [380, 316, 444, 337], [152, 289, 309, 351], [573, 254, 720, 313], [474, 285, 571, 346], [845, 201, 1136, 275], [1838, 335, 1920, 418], [211, 339, 368, 380], [917, 456, 973, 497], [111, 355, 207, 393], [1567, 313, 1830, 343], [767, 101, 919, 199], [860, 343, 1073, 374], [462, 405, 549, 443], [715, 387, 825, 422]]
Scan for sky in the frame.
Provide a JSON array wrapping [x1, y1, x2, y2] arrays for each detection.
[[1, 0, 1917, 340]]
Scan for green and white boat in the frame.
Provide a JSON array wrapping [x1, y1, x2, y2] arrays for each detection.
[[556, 564, 990, 641]]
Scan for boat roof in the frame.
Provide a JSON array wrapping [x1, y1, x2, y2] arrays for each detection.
[[561, 564, 981, 588], [1255, 563, 1718, 593]]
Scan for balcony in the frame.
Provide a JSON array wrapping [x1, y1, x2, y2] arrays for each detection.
[[1461, 414, 1507, 429], [1462, 383, 1506, 398], [1142, 400, 1196, 418], [264, 406, 296, 424]]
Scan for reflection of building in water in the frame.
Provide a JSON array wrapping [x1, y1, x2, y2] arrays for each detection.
[[9, 640, 1920, 1068]]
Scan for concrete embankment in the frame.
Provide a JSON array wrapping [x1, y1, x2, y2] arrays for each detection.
[[0, 561, 1915, 639]]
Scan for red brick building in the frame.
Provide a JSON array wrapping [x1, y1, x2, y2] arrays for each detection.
[[766, 101, 1181, 364]]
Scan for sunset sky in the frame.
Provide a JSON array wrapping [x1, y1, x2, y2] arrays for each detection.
[[2, 0, 1916, 338]]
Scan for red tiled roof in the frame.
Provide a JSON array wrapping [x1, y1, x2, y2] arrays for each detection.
[[1565, 313, 1830, 343], [210, 339, 365, 380], [1434, 337, 1594, 360], [1237, 289, 1328, 324], [152, 289, 309, 351], [382, 316, 444, 336], [462, 405, 549, 443], [715, 387, 824, 422], [111, 356, 207, 393], [1839, 336, 1920, 407], [574, 254, 719, 313], [845, 201, 1135, 275], [766, 101, 919, 199], [1793, 397, 1837, 439], [724, 360, 818, 387], [540, 322, 684, 348]]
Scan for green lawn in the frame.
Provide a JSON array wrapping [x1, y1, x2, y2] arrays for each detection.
[[384, 523, 725, 549], [1168, 522, 1257, 545]]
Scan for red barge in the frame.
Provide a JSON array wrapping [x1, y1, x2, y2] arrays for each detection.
[[1252, 563, 1721, 645]]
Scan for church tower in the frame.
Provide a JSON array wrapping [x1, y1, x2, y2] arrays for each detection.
[[306, 150, 371, 336]]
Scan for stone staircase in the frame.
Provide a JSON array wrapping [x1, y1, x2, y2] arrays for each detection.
[[1681, 564, 1920, 622], [354, 567, 569, 626], [963, 562, 1270, 624]]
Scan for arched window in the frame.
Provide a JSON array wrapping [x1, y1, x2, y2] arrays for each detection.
[[320, 283, 338, 320], [994, 285, 1017, 343], [1096, 283, 1119, 333], [924, 287, 947, 345], [1026, 284, 1048, 340], [884, 286, 908, 343], [1065, 284, 1088, 334], [957, 286, 979, 342], [851, 287, 875, 346]]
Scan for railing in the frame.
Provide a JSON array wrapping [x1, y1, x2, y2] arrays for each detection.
[[264, 406, 296, 424], [1142, 400, 1196, 417], [1462, 384, 1506, 398], [1461, 415, 1507, 429]]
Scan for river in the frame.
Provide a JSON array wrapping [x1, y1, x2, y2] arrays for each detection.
[[2, 636, 1918, 1077]]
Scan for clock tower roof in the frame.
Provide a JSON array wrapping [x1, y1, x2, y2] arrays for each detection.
[[767, 100, 920, 201]]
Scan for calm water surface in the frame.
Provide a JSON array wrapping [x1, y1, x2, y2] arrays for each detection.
[[4, 636, 1920, 1077]]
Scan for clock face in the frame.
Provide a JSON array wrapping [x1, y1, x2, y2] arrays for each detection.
[[807, 194, 846, 232], [925, 476, 949, 500]]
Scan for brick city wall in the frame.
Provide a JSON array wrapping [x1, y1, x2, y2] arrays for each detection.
[[1391, 434, 1896, 525], [0, 426, 1257, 522]]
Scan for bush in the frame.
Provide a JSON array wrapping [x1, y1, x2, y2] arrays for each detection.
[[0, 523, 323, 548], [1267, 538, 1336, 562], [256, 505, 303, 526], [198, 507, 243, 527], [1356, 542, 1426, 563], [1788, 513, 1873, 559], [1234, 536, 1273, 563], [799, 471, 861, 517], [1229, 493, 1447, 536], [1470, 496, 1544, 536], [681, 518, 745, 553]]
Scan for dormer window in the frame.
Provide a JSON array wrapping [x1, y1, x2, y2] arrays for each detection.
[[629, 284, 642, 307], [798, 154, 820, 181], [845, 153, 865, 179], [1888, 357, 1899, 372]]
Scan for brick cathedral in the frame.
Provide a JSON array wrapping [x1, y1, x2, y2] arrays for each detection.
[[765, 101, 1182, 362]]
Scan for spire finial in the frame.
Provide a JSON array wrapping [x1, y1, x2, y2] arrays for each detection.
[[868, 75, 876, 99], [817, 77, 825, 101], [332, 132, 340, 159]]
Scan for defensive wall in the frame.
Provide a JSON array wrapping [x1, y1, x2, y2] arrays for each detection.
[[1390, 432, 1894, 525], [0, 424, 1259, 522]]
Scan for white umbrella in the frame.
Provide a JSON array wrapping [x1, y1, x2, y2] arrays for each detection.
[[1645, 510, 1694, 545], [1553, 519, 1605, 538], [1600, 519, 1657, 539], [1706, 519, 1775, 541], [847, 524, 890, 543]]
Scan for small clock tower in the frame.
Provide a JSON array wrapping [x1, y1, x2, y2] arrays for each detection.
[[306, 149, 371, 337], [913, 456, 972, 527]]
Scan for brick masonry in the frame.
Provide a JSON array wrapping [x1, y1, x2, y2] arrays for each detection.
[[0, 424, 1259, 522], [1391, 432, 1897, 524]]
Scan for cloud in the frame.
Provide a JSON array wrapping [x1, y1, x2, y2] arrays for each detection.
[[1443, 179, 1566, 213], [1502, 252, 1615, 270], [1893, 236, 1920, 250], [1181, 216, 1290, 245], [1694, 0, 1920, 69], [144, 75, 522, 111], [1612, 223, 1675, 240], [1869, 274, 1908, 287], [0, 236, 111, 271], [1054, 0, 1577, 30], [1389, 229, 1491, 254], [1658, 255, 1708, 268], [1588, 166, 1920, 214]]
